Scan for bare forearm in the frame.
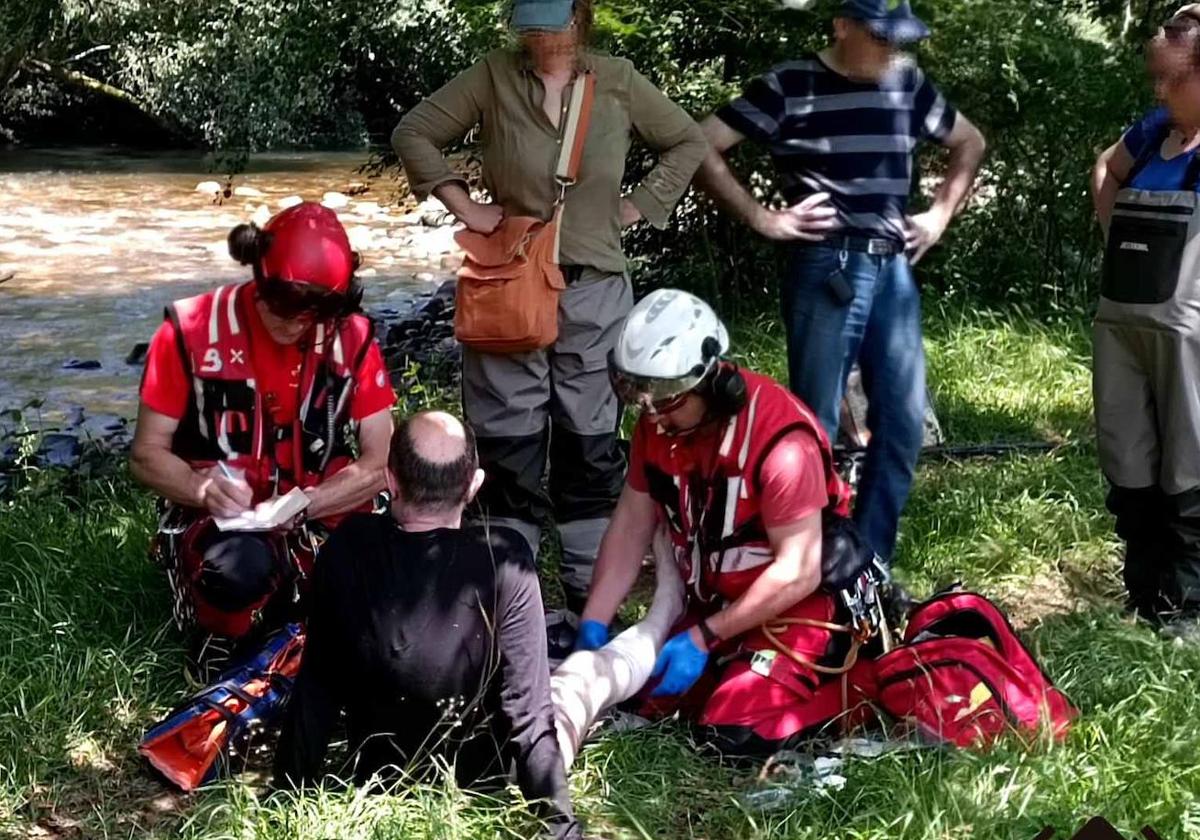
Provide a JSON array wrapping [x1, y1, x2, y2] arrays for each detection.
[[305, 460, 386, 521], [1093, 165, 1120, 235], [928, 137, 985, 222], [694, 149, 766, 230], [433, 182, 475, 218], [581, 527, 651, 626], [129, 446, 204, 508], [706, 560, 820, 642]]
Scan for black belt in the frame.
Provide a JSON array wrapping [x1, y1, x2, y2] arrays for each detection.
[[815, 235, 906, 256]]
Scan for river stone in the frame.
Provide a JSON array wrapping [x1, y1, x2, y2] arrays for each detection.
[[322, 191, 350, 209], [279, 195, 304, 209], [35, 433, 82, 469], [195, 181, 222, 194], [411, 226, 459, 256], [373, 278, 460, 407], [126, 342, 150, 365], [62, 359, 101, 371], [233, 186, 265, 198]]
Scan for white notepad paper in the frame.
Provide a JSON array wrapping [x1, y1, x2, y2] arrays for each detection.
[[213, 487, 311, 532]]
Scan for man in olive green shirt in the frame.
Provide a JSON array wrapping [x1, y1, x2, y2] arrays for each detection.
[[393, 7, 706, 655]]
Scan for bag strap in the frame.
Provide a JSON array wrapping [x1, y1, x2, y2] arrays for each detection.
[[554, 70, 597, 203], [548, 70, 596, 262]]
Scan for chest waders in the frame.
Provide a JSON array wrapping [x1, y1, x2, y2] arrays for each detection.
[[1094, 140, 1200, 616]]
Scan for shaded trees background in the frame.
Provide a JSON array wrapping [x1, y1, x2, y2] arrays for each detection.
[[0, 0, 1187, 311]]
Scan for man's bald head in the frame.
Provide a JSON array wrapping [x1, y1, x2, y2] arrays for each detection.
[[388, 411, 479, 512]]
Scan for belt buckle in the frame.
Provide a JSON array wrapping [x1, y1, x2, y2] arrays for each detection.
[[867, 239, 890, 256]]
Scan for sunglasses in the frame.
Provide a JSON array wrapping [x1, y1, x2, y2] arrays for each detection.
[[607, 350, 708, 416], [257, 277, 348, 321], [646, 391, 692, 416]]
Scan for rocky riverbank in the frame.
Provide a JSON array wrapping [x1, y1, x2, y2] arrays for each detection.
[[0, 276, 464, 489]]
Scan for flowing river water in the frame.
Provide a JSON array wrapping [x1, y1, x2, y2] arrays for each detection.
[[0, 147, 458, 425]]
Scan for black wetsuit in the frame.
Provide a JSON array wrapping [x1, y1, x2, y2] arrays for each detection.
[[273, 514, 577, 839]]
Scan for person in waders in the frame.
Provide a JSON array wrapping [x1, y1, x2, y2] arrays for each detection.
[[1092, 5, 1200, 638], [130, 202, 395, 679]]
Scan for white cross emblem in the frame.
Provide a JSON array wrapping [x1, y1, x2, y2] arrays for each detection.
[[230, 349, 245, 365]]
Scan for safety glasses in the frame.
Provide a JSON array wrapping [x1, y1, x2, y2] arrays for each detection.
[[257, 277, 348, 321], [606, 350, 708, 415]]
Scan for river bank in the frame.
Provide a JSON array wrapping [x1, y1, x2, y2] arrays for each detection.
[[0, 147, 468, 423]]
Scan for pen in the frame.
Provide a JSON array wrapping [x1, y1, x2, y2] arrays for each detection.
[[217, 461, 238, 482]]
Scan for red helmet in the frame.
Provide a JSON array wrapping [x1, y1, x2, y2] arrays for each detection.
[[259, 202, 354, 294]]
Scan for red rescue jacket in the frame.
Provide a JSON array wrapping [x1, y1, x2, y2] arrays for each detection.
[[637, 369, 850, 605], [165, 282, 375, 504]]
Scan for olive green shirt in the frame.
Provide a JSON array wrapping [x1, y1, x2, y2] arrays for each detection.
[[392, 48, 708, 274]]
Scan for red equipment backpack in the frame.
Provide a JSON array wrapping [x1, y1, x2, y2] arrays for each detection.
[[875, 591, 1076, 747]]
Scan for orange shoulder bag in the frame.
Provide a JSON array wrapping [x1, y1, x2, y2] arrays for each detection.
[[453, 72, 596, 354]]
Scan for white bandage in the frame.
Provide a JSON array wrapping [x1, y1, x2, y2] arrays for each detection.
[[550, 525, 686, 769]]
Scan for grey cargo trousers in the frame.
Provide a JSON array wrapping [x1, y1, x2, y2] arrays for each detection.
[[463, 268, 632, 613]]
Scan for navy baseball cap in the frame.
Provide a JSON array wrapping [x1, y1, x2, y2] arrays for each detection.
[[840, 0, 930, 44], [511, 0, 575, 31]]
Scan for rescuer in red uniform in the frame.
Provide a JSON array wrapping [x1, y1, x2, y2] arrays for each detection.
[[130, 202, 395, 677], [577, 289, 879, 754]]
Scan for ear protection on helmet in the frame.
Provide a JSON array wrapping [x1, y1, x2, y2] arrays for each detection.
[[699, 336, 747, 416]]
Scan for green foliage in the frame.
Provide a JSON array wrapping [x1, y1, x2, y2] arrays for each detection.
[[2, 0, 491, 150], [915, 1, 1143, 310], [111, 0, 486, 150]]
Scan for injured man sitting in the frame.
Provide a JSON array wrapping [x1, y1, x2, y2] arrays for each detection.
[[273, 411, 580, 838]]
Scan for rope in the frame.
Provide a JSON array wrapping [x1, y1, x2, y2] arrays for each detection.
[[759, 617, 863, 677]]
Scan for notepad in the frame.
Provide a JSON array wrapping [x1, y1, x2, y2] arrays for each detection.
[[213, 487, 311, 532]]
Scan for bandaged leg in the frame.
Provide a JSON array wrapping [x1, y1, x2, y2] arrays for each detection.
[[550, 527, 685, 769]]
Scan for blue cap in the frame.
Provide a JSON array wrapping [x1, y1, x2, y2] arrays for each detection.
[[840, 0, 930, 44], [511, 0, 575, 32]]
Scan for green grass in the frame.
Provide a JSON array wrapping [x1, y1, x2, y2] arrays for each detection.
[[4, 308, 1200, 839]]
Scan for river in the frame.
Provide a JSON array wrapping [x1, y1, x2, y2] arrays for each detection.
[[0, 147, 457, 425]]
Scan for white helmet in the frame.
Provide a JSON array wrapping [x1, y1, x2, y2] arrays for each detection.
[[608, 289, 730, 410]]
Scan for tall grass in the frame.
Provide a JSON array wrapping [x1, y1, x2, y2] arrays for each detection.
[[3, 310, 1199, 839]]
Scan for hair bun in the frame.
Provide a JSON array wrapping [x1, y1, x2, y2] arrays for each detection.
[[227, 223, 264, 265]]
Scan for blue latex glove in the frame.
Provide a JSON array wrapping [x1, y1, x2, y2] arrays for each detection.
[[650, 628, 709, 697], [575, 619, 609, 652]]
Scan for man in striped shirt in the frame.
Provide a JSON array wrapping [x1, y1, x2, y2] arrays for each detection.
[[696, 0, 986, 565]]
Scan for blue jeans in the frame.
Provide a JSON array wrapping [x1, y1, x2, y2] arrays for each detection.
[[780, 244, 926, 563]]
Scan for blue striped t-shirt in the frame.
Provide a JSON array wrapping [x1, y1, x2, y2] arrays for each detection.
[[717, 54, 958, 242]]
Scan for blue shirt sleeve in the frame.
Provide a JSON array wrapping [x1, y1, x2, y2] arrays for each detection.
[[1123, 108, 1170, 160]]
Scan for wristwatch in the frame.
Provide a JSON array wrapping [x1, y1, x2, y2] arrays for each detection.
[[697, 618, 721, 651]]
